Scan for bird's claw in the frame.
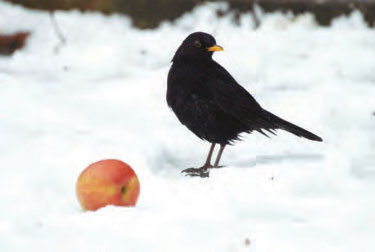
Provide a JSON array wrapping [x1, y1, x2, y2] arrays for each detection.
[[180, 163, 225, 177], [181, 165, 212, 178], [184, 171, 210, 178], [212, 165, 225, 169]]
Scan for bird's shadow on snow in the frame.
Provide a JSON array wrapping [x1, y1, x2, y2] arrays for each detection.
[[228, 153, 323, 168], [152, 147, 324, 176], [256, 153, 324, 164]]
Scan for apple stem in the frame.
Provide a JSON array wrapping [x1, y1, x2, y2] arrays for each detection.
[[121, 186, 127, 195]]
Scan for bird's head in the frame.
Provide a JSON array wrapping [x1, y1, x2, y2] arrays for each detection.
[[172, 32, 223, 63]]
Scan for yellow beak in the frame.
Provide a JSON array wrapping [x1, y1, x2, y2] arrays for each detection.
[[207, 45, 224, 52]]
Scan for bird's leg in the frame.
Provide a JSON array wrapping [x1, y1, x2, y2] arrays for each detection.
[[181, 143, 216, 177], [213, 144, 226, 168], [203, 142, 216, 168]]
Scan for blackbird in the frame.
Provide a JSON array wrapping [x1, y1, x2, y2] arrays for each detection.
[[167, 32, 322, 177]]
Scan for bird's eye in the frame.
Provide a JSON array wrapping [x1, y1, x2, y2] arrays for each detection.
[[194, 40, 202, 48]]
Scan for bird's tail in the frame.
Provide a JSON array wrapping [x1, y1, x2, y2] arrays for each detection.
[[262, 110, 323, 142]]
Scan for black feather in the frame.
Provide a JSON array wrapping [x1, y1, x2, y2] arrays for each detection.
[[261, 110, 323, 142]]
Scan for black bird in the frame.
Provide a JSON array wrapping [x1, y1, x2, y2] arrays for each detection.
[[167, 32, 322, 177]]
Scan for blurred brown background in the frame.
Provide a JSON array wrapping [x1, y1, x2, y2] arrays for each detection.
[[4, 0, 375, 28]]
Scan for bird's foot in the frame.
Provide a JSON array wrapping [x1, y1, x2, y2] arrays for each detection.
[[181, 163, 213, 178], [211, 165, 225, 169]]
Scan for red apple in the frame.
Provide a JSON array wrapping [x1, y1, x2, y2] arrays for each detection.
[[76, 159, 140, 211]]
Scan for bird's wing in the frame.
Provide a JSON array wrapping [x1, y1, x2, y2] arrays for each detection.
[[206, 62, 277, 136]]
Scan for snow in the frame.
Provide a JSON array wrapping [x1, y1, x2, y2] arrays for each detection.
[[0, 2, 374, 251]]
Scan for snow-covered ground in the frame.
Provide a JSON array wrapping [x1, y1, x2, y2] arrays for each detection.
[[0, 2, 374, 251]]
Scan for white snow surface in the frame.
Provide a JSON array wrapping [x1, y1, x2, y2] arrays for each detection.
[[0, 2, 374, 251]]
